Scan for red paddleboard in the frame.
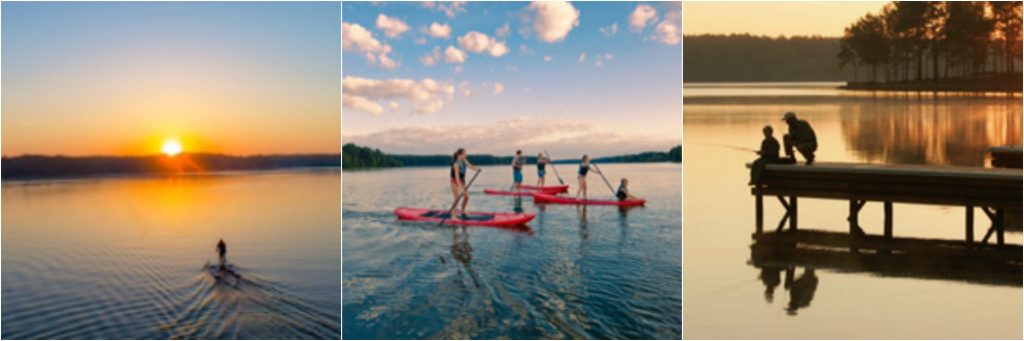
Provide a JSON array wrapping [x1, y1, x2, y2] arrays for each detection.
[[521, 184, 569, 193], [483, 187, 563, 196], [394, 207, 536, 227], [531, 192, 646, 207]]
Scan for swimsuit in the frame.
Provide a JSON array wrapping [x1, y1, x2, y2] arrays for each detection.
[[450, 160, 467, 184]]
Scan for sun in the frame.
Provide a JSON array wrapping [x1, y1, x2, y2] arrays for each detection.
[[161, 139, 183, 157]]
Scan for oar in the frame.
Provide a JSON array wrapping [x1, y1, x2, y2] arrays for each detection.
[[545, 150, 565, 185], [591, 163, 617, 197], [440, 169, 481, 226]]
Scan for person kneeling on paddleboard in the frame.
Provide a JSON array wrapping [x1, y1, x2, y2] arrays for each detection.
[[536, 153, 547, 186], [450, 148, 479, 217], [576, 155, 595, 200], [511, 150, 524, 192], [216, 239, 228, 270], [616, 178, 641, 201]]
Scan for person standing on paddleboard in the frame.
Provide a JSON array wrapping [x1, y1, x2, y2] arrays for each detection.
[[450, 148, 479, 216], [576, 155, 594, 200], [536, 152, 547, 186], [511, 150, 524, 192], [216, 239, 227, 270]]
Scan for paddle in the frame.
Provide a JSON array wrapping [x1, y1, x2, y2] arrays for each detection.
[[545, 150, 565, 185], [440, 169, 481, 226], [591, 163, 617, 197]]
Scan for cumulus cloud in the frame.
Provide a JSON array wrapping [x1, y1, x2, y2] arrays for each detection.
[[343, 117, 677, 157], [543, 55, 552, 62], [342, 76, 456, 115], [422, 1, 466, 18], [629, 4, 657, 31], [425, 22, 451, 39], [493, 83, 505, 95], [419, 47, 441, 66], [376, 14, 409, 38], [495, 23, 511, 37], [444, 46, 467, 63], [594, 53, 613, 67], [342, 22, 399, 70], [652, 4, 681, 45], [457, 31, 509, 57], [578, 53, 586, 63], [599, 23, 618, 36], [528, 1, 579, 43]]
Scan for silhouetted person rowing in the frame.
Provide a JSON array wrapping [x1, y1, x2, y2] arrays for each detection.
[[782, 112, 817, 165]]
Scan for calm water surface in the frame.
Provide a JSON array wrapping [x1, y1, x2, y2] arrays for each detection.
[[2, 169, 341, 339], [343, 163, 681, 339], [683, 82, 1022, 339]]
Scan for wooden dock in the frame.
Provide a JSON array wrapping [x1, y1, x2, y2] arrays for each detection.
[[989, 145, 1022, 168], [750, 162, 1022, 246]]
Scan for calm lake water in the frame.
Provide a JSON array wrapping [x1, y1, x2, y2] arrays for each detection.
[[342, 163, 681, 339], [683, 82, 1022, 339], [2, 169, 341, 339]]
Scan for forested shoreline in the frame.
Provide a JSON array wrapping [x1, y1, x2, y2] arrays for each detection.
[[342, 143, 681, 170], [2, 153, 340, 179]]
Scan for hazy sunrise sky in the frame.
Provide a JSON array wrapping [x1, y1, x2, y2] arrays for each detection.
[[2, 2, 341, 156], [342, 1, 683, 158], [684, 1, 888, 37]]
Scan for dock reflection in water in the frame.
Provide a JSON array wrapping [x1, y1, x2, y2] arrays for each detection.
[[683, 83, 1022, 339]]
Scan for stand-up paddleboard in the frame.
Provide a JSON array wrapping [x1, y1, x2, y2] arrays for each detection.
[[395, 207, 535, 227], [521, 184, 569, 193], [206, 263, 242, 282], [483, 187, 563, 196], [532, 192, 646, 207]]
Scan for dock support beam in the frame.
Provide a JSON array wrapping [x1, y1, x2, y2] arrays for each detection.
[[789, 196, 798, 231], [848, 200, 866, 236], [883, 201, 893, 239], [755, 193, 764, 234], [980, 207, 1006, 246], [965, 206, 974, 246]]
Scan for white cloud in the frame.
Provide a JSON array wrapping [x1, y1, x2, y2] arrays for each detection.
[[600, 23, 618, 36], [578, 53, 586, 63], [414, 37, 428, 45], [495, 22, 511, 37], [594, 53, 613, 67], [457, 31, 509, 57], [652, 5, 681, 45], [543, 55, 552, 62], [342, 22, 400, 70], [425, 22, 451, 39], [343, 117, 676, 157], [459, 80, 472, 98], [422, 1, 466, 18], [376, 14, 409, 38], [419, 47, 441, 66], [493, 83, 505, 95], [342, 76, 456, 115], [528, 1, 579, 43], [389, 101, 400, 110], [444, 45, 467, 63], [629, 4, 657, 31]]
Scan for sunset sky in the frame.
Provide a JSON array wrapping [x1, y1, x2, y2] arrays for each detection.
[[1, 2, 340, 156], [684, 1, 888, 37], [342, 1, 682, 158]]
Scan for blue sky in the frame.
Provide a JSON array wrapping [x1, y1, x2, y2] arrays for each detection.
[[2, 2, 340, 155], [342, 1, 681, 158]]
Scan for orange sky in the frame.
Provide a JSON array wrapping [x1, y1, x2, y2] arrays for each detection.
[[1, 2, 340, 156], [684, 1, 889, 37]]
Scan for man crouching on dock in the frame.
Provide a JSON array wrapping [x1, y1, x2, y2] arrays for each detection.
[[782, 112, 817, 165]]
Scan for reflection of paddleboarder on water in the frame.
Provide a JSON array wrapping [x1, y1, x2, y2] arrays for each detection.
[[450, 226, 480, 288]]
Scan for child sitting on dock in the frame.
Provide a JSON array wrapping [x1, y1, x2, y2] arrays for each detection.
[[750, 125, 789, 184], [616, 178, 641, 201]]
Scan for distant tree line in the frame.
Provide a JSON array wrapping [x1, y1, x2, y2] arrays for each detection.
[[342, 143, 682, 169], [2, 153, 339, 179], [839, 1, 1022, 84], [683, 34, 855, 82]]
